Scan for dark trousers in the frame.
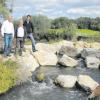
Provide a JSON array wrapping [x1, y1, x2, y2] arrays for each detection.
[[4, 33, 13, 56], [16, 37, 24, 55]]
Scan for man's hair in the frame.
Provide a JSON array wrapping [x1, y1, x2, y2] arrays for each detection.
[[27, 15, 31, 18]]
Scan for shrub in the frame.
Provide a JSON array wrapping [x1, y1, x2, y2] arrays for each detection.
[[0, 60, 17, 94]]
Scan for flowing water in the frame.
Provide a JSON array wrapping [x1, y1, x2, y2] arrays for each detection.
[[0, 59, 100, 100]]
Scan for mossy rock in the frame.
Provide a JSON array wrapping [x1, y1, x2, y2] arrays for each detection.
[[35, 72, 45, 82]]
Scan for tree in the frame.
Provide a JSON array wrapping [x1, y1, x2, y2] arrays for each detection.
[[51, 17, 77, 35], [76, 17, 91, 29], [51, 17, 70, 29], [90, 17, 100, 31], [0, 0, 9, 18], [32, 15, 51, 34], [0, 0, 6, 6]]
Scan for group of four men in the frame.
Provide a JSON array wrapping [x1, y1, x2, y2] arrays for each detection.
[[1, 15, 37, 57]]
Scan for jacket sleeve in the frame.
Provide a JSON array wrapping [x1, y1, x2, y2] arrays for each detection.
[[23, 21, 26, 27]]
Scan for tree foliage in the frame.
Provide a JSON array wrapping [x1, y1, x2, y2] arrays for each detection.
[[76, 17, 100, 31], [32, 15, 51, 34], [0, 0, 9, 18], [14, 15, 100, 41]]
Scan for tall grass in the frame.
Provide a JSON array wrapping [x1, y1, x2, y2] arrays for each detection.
[[76, 29, 100, 37], [0, 60, 17, 94]]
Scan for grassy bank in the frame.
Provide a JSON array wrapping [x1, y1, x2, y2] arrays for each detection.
[[76, 29, 100, 37], [25, 29, 100, 44], [0, 59, 17, 94], [76, 29, 100, 42], [48, 29, 100, 37]]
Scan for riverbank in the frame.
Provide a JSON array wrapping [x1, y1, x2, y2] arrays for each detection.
[[0, 40, 100, 99]]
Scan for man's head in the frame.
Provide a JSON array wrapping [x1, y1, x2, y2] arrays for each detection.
[[7, 15, 13, 22], [27, 15, 31, 21]]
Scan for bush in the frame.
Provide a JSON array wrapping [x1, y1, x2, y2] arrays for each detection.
[[0, 60, 17, 94]]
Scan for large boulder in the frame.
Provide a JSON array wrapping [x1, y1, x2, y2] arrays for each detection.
[[16, 51, 39, 84], [36, 43, 57, 54], [77, 75, 99, 91], [91, 42, 100, 49], [52, 40, 74, 54], [74, 41, 91, 49], [86, 56, 100, 69], [88, 85, 100, 99], [74, 41, 93, 55], [18, 52, 39, 72], [55, 75, 77, 88], [81, 48, 100, 59], [33, 50, 58, 66], [35, 41, 74, 54], [58, 55, 78, 67], [59, 46, 78, 58], [58, 40, 74, 48]]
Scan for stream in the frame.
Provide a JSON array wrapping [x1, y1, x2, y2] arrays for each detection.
[[0, 59, 100, 100]]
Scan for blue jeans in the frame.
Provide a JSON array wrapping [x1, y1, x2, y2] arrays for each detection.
[[4, 33, 13, 56], [27, 33, 36, 51]]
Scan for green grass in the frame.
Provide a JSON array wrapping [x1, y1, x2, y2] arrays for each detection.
[[48, 28, 100, 36], [48, 29, 100, 41], [24, 29, 100, 44], [76, 29, 100, 37], [0, 60, 17, 94], [48, 28, 66, 35]]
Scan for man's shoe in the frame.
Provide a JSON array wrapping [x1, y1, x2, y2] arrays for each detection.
[[33, 49, 38, 52]]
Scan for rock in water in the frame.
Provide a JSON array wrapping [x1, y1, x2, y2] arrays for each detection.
[[59, 46, 78, 58], [86, 56, 100, 69], [81, 48, 100, 59], [58, 54, 78, 67], [88, 85, 100, 99], [33, 50, 58, 66], [77, 75, 99, 91], [55, 75, 77, 88], [35, 72, 45, 82]]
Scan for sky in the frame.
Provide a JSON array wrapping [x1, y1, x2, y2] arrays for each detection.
[[7, 0, 100, 19]]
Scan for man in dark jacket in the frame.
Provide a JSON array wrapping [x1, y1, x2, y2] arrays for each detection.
[[23, 15, 37, 52]]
